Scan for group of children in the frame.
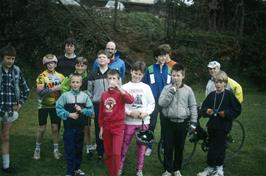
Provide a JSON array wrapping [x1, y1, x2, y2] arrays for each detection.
[[0, 42, 242, 176]]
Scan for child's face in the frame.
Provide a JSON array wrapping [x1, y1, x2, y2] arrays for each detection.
[[46, 62, 57, 72], [130, 70, 143, 83], [171, 70, 185, 86], [65, 43, 75, 55], [70, 76, 82, 91], [156, 55, 167, 65], [2, 55, 15, 69], [75, 62, 87, 75], [214, 80, 226, 93], [98, 54, 110, 66], [107, 74, 120, 88], [208, 66, 220, 77]]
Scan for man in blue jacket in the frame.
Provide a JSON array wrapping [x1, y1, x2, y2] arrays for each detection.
[[92, 41, 126, 81]]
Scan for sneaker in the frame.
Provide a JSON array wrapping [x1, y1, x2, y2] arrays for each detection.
[[33, 149, 40, 160], [162, 170, 172, 176], [53, 150, 61, 160], [174, 170, 182, 176], [197, 166, 216, 176], [86, 151, 93, 160], [97, 155, 103, 162], [75, 169, 86, 176], [213, 166, 224, 176], [136, 170, 143, 176], [145, 148, 152, 156], [2, 166, 16, 174], [118, 169, 122, 176], [88, 144, 97, 151]]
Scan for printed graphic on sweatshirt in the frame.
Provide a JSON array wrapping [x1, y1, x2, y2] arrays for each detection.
[[132, 94, 143, 109], [104, 97, 116, 112]]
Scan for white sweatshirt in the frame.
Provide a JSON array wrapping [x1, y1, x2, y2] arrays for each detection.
[[122, 81, 155, 125]]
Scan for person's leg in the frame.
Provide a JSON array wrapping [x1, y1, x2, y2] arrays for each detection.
[[94, 103, 104, 158], [50, 108, 61, 159], [136, 124, 149, 172], [163, 119, 175, 172], [173, 122, 187, 171], [1, 122, 12, 169], [207, 128, 219, 167], [112, 129, 124, 176], [64, 128, 75, 176], [34, 108, 48, 154], [120, 125, 136, 171], [103, 128, 113, 175], [74, 128, 85, 171]]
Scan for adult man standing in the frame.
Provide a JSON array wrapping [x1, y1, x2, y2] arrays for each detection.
[[0, 45, 30, 173], [206, 61, 243, 103], [57, 38, 78, 77], [92, 41, 126, 80]]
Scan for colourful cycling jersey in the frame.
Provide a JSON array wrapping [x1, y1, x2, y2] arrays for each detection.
[[36, 70, 65, 108]]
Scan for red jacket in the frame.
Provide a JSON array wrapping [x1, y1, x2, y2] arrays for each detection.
[[99, 89, 134, 130]]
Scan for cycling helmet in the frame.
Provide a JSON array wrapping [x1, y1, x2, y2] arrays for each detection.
[[43, 54, 57, 65], [136, 129, 155, 145]]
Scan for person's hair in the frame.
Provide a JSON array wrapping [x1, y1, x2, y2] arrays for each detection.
[[107, 69, 120, 79], [64, 37, 76, 46], [0, 44, 16, 58], [158, 44, 171, 54], [97, 49, 108, 57], [153, 47, 167, 58], [172, 63, 185, 76], [76, 56, 88, 65], [214, 70, 228, 83], [131, 61, 146, 73], [70, 73, 82, 82]]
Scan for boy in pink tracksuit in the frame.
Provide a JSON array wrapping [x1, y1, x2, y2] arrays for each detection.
[[119, 61, 155, 176], [99, 69, 134, 176]]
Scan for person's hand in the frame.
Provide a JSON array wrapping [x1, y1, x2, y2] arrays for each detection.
[[218, 111, 225, 118], [188, 122, 197, 135], [138, 112, 148, 119], [74, 104, 82, 113], [206, 108, 214, 116], [129, 111, 140, 118], [51, 85, 61, 92], [13, 103, 22, 112], [169, 86, 176, 95], [69, 112, 79, 120], [99, 127, 103, 140]]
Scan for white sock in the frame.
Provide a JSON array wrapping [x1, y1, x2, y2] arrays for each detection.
[[2, 154, 10, 169], [35, 142, 41, 150], [53, 144, 59, 151]]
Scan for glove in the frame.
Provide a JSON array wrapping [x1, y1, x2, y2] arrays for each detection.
[[169, 86, 176, 95], [218, 111, 225, 118], [206, 108, 213, 116], [188, 122, 197, 135]]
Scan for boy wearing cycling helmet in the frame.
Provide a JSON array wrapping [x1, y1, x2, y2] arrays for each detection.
[[33, 54, 65, 160], [198, 71, 241, 176]]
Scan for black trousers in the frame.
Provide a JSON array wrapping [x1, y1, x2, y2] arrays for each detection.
[[207, 128, 227, 167], [93, 102, 104, 156], [163, 118, 187, 172]]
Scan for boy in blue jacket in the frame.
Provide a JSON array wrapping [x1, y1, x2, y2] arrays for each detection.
[[56, 74, 94, 176]]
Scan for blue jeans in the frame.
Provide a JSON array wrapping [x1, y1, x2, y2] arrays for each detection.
[[64, 128, 84, 175]]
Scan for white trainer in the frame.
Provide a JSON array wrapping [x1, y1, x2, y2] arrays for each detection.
[[213, 166, 224, 176], [174, 170, 182, 176], [145, 148, 152, 156], [136, 170, 143, 176], [33, 149, 40, 160], [53, 150, 61, 160], [197, 166, 215, 176], [162, 170, 172, 176], [75, 169, 86, 176]]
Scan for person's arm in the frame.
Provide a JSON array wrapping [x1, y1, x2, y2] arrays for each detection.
[[87, 74, 94, 99], [55, 93, 70, 120], [188, 88, 198, 123], [92, 59, 99, 73], [142, 69, 150, 85], [201, 93, 213, 117], [228, 78, 243, 103], [60, 77, 71, 93], [158, 86, 175, 108], [81, 95, 94, 117], [120, 61, 126, 81], [139, 86, 155, 119], [18, 71, 30, 105]]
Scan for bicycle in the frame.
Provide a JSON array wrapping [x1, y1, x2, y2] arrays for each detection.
[[157, 117, 245, 167]]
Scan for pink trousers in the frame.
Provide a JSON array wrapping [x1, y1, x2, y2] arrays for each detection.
[[120, 124, 149, 172]]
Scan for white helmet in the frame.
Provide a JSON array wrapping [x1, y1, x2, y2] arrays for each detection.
[[42, 54, 58, 65]]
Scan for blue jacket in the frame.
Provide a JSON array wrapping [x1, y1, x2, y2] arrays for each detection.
[[142, 64, 171, 99], [92, 53, 126, 80]]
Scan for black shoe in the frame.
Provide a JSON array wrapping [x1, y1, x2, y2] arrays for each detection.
[[87, 151, 93, 160], [2, 166, 16, 174]]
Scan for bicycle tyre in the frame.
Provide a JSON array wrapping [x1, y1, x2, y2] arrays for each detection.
[[157, 136, 197, 167], [225, 119, 245, 160]]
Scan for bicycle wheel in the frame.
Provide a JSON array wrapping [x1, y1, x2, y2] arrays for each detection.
[[225, 119, 245, 160], [157, 135, 197, 167]]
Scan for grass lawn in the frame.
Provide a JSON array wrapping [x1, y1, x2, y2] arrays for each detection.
[[2, 86, 266, 176]]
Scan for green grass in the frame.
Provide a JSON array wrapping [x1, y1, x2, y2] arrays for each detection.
[[4, 87, 266, 175]]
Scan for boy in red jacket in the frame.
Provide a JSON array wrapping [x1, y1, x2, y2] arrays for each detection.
[[99, 69, 134, 176]]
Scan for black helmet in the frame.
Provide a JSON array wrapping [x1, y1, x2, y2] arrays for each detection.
[[136, 129, 155, 145]]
